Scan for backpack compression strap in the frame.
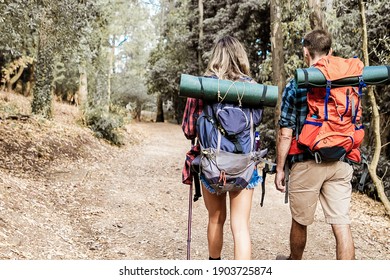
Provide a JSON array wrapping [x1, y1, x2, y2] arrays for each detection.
[[302, 68, 309, 87], [324, 80, 332, 121], [324, 78, 366, 123], [352, 76, 366, 124], [260, 84, 268, 104], [198, 77, 205, 99], [191, 138, 202, 202]]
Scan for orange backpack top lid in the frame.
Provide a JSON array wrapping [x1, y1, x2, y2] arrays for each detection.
[[315, 55, 364, 81]]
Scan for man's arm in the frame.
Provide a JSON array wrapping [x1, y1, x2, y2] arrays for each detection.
[[274, 127, 293, 193]]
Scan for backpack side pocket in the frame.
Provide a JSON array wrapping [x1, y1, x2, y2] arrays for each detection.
[[297, 117, 322, 149]]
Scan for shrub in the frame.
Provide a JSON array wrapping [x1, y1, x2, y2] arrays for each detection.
[[84, 108, 125, 146]]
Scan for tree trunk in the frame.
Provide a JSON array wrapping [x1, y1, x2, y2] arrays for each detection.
[[270, 0, 286, 138], [78, 63, 88, 109], [198, 0, 204, 73], [156, 93, 164, 122], [359, 0, 390, 215], [309, 0, 327, 30], [32, 10, 54, 119], [22, 63, 35, 97], [7, 62, 25, 92], [135, 98, 141, 122], [106, 35, 116, 113]]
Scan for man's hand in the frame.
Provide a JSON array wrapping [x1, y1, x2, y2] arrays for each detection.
[[274, 168, 286, 193], [274, 127, 292, 193]]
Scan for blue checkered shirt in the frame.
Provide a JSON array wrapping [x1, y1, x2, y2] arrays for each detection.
[[278, 79, 314, 163]]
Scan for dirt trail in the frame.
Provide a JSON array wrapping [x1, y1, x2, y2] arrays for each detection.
[[1, 121, 389, 260]]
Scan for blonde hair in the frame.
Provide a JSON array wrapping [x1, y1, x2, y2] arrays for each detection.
[[204, 36, 251, 81]]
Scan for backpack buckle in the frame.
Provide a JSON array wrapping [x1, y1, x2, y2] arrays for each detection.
[[314, 152, 322, 163]]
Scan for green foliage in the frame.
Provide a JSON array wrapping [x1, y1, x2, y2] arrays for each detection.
[[280, 0, 311, 79], [327, 1, 361, 57], [147, 0, 198, 91], [83, 0, 157, 123], [365, 0, 390, 65], [0, 102, 16, 117], [29, 0, 100, 117], [52, 56, 80, 102], [202, 0, 271, 80], [109, 1, 158, 112], [111, 73, 152, 107], [145, 0, 198, 123], [146, 0, 273, 123], [84, 107, 125, 146], [32, 26, 55, 119], [0, 0, 38, 61]]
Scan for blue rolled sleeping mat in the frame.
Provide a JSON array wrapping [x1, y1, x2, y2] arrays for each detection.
[[179, 74, 278, 108], [295, 65, 390, 88]]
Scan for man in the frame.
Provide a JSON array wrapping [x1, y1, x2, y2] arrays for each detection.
[[274, 29, 355, 260]]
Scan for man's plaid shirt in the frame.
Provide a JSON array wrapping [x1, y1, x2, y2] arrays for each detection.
[[278, 79, 314, 163]]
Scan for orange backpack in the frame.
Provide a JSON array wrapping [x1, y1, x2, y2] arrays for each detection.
[[289, 55, 366, 163]]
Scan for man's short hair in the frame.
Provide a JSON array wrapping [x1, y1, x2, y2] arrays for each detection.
[[303, 29, 332, 58]]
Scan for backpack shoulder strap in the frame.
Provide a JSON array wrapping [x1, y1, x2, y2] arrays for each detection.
[[193, 172, 202, 201]]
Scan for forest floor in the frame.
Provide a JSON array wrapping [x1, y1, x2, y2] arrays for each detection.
[[0, 91, 389, 260]]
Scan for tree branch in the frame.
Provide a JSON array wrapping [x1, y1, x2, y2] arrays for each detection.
[[381, 142, 390, 149], [359, 0, 390, 216]]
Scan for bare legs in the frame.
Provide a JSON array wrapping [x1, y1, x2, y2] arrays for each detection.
[[202, 186, 254, 260], [331, 224, 355, 260], [229, 189, 253, 259], [288, 218, 355, 260], [202, 186, 226, 259], [289, 218, 307, 260]]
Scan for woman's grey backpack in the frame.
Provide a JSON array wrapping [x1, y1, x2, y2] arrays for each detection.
[[192, 102, 268, 195]]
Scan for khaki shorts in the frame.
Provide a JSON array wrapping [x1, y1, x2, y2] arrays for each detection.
[[288, 160, 353, 226]]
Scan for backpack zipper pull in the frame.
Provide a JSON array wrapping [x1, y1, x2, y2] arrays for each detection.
[[255, 131, 260, 151], [218, 171, 227, 186]]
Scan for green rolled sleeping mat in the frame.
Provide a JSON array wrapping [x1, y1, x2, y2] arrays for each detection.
[[179, 74, 278, 108], [295, 65, 390, 88]]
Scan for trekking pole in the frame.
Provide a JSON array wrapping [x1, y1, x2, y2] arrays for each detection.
[[284, 163, 289, 204], [187, 181, 193, 260]]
